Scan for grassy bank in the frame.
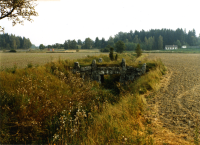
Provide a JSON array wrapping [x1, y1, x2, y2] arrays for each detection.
[[0, 53, 168, 144]]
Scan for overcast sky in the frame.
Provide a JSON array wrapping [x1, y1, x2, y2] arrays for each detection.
[[1, 0, 200, 46]]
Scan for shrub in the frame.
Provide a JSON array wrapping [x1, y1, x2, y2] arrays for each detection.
[[9, 49, 17, 53], [27, 63, 33, 68], [135, 44, 142, 57], [100, 48, 110, 52], [115, 54, 118, 61], [109, 47, 114, 61]]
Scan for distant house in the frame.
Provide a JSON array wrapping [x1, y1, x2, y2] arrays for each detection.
[[48, 48, 54, 52], [165, 45, 178, 50], [182, 45, 187, 48]]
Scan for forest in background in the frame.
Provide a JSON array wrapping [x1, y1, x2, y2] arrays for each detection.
[[0, 33, 31, 50], [1, 28, 200, 51]]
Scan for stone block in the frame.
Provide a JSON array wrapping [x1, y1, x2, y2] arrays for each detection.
[[99, 58, 103, 63], [72, 59, 145, 84]]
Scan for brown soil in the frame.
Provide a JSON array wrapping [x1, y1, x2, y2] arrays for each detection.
[[146, 53, 200, 144]]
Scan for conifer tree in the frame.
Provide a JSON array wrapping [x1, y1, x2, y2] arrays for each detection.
[[109, 47, 114, 61], [135, 43, 142, 57], [115, 54, 118, 61]]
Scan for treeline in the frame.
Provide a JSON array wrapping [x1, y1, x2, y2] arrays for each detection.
[[0, 33, 32, 50], [61, 28, 200, 51], [2, 28, 200, 51]]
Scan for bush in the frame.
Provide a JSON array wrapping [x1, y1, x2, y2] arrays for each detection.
[[135, 44, 142, 57], [27, 63, 33, 68], [76, 49, 80, 52], [100, 47, 110, 52], [109, 47, 114, 61], [115, 54, 118, 61], [9, 49, 17, 53]]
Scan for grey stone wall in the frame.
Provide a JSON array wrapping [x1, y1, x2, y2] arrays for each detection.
[[73, 58, 146, 84]]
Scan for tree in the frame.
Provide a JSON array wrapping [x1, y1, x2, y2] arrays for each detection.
[[187, 29, 197, 46], [175, 40, 181, 49], [107, 36, 114, 47], [144, 37, 148, 50], [135, 44, 142, 57], [101, 38, 106, 48], [64, 40, 69, 50], [125, 42, 137, 51], [133, 35, 140, 43], [158, 35, 163, 50], [77, 39, 82, 45], [148, 36, 155, 50], [109, 47, 114, 61], [15, 37, 20, 49], [0, 0, 38, 26], [94, 37, 100, 48], [197, 34, 200, 46], [115, 40, 126, 53], [115, 54, 118, 61], [47, 45, 51, 48], [39, 44, 45, 50], [84, 38, 93, 49], [71, 40, 77, 49], [11, 39, 17, 49]]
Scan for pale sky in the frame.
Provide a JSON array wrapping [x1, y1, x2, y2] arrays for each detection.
[[1, 0, 200, 46]]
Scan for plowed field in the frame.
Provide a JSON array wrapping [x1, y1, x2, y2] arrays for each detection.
[[147, 53, 200, 143]]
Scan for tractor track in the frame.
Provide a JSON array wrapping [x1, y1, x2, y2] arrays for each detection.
[[146, 53, 200, 137]]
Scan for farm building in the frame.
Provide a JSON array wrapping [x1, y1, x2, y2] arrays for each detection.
[[182, 45, 187, 48], [48, 49, 54, 51], [165, 45, 178, 50]]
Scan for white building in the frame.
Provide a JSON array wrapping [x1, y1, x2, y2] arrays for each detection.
[[165, 45, 178, 50], [182, 45, 187, 48]]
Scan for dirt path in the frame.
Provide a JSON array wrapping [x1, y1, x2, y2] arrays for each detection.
[[147, 53, 200, 138]]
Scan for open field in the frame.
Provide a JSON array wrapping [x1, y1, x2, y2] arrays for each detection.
[[146, 53, 200, 143], [0, 52, 107, 69]]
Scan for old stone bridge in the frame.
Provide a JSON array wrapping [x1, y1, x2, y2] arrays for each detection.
[[73, 58, 146, 84]]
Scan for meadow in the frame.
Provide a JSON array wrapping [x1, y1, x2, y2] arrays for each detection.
[[0, 51, 199, 144], [0, 49, 105, 70]]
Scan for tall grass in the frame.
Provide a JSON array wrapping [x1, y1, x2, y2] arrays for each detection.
[[0, 53, 168, 144]]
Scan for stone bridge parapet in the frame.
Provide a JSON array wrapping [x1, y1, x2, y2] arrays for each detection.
[[73, 58, 146, 84]]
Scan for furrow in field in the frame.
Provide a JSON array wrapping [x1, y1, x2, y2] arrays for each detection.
[[147, 53, 200, 137]]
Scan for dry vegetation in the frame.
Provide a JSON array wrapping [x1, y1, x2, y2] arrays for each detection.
[[0, 52, 199, 144], [0, 51, 106, 69]]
